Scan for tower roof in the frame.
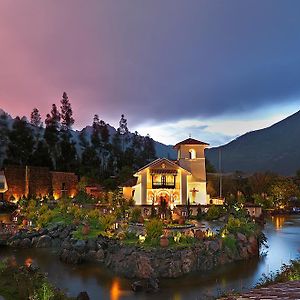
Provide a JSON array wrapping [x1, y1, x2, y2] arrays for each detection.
[[173, 138, 209, 149]]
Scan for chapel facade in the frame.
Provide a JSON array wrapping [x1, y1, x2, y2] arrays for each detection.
[[125, 138, 210, 207]]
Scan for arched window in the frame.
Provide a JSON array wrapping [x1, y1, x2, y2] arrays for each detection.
[[189, 149, 196, 159]]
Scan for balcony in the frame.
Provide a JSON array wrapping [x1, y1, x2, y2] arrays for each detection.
[[152, 182, 175, 189]]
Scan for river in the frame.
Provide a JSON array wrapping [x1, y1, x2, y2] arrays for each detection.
[[0, 215, 299, 300]]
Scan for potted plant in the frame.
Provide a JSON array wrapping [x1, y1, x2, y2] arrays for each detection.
[[160, 235, 169, 247], [82, 223, 90, 235]]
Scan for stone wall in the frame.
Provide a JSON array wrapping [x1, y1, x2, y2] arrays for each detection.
[[7, 225, 259, 280], [4, 165, 26, 200], [3, 165, 78, 200], [51, 171, 78, 199], [28, 166, 52, 197]]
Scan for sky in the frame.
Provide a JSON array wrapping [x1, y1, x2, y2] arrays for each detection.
[[1, 0, 300, 146]]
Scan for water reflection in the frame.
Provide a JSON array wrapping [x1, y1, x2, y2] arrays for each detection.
[[272, 215, 286, 230], [110, 278, 121, 300], [0, 216, 299, 300]]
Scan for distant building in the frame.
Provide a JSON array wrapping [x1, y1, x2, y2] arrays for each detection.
[[0, 165, 78, 201], [124, 138, 213, 206], [244, 202, 263, 218]]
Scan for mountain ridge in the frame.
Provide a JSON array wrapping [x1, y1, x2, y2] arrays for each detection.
[[206, 109, 300, 175]]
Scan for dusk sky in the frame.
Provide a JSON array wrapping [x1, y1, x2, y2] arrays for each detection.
[[1, 1, 300, 146]]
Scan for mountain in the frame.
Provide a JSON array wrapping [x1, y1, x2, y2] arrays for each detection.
[[206, 110, 300, 176]]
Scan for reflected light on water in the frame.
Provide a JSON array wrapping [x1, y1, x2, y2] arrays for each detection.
[[110, 278, 121, 300], [273, 216, 286, 230], [173, 293, 181, 300]]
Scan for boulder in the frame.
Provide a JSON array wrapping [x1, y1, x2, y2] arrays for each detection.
[[20, 238, 31, 248], [36, 235, 52, 248], [236, 232, 247, 243], [74, 240, 86, 253], [86, 239, 96, 251], [136, 255, 154, 279], [209, 241, 220, 252], [131, 281, 144, 292], [60, 249, 82, 264], [95, 249, 105, 262], [146, 277, 159, 293]]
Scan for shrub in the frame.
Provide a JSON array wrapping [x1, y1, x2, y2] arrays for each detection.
[[223, 235, 237, 252], [145, 219, 163, 240], [130, 207, 142, 223], [99, 214, 116, 231], [32, 282, 54, 300], [225, 216, 257, 236], [205, 205, 225, 221]]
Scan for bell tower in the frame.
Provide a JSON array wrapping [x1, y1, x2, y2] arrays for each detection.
[[174, 138, 209, 204]]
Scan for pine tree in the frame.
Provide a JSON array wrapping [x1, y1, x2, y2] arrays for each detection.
[[143, 134, 156, 161], [0, 113, 9, 168], [29, 140, 53, 168], [44, 104, 61, 169], [30, 108, 42, 127], [60, 92, 74, 131], [118, 114, 129, 152], [91, 114, 101, 148], [5, 117, 34, 165]]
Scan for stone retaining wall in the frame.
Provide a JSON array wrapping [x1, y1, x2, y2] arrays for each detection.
[[6, 224, 259, 279]]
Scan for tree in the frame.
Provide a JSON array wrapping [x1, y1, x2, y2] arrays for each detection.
[[30, 108, 42, 127], [0, 112, 9, 168], [269, 177, 299, 207], [118, 114, 129, 152], [44, 104, 61, 168], [143, 134, 156, 161], [60, 92, 74, 130], [29, 140, 53, 168], [5, 117, 34, 165]]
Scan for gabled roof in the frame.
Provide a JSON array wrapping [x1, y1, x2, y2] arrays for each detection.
[[173, 138, 209, 149], [135, 158, 191, 175]]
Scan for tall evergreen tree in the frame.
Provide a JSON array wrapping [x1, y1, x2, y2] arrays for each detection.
[[44, 104, 61, 169], [30, 108, 42, 127], [0, 113, 9, 168], [5, 117, 34, 165], [118, 114, 129, 152], [60, 92, 74, 131], [143, 134, 156, 161], [29, 140, 53, 168]]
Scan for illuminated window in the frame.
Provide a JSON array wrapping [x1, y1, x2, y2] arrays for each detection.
[[189, 149, 196, 159]]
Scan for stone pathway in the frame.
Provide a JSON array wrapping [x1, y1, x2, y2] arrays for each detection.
[[220, 280, 300, 299]]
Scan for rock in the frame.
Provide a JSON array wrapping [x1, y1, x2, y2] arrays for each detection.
[[31, 237, 39, 247], [62, 240, 72, 250], [84, 250, 97, 262], [136, 255, 154, 278], [209, 241, 220, 252], [60, 249, 82, 264], [95, 249, 105, 262], [146, 277, 159, 293], [51, 238, 61, 248], [36, 235, 52, 248], [131, 281, 144, 292], [59, 229, 70, 239], [239, 246, 249, 259], [237, 232, 247, 243], [86, 239, 96, 251], [9, 239, 20, 247], [74, 240, 86, 253], [76, 291, 90, 300], [20, 238, 31, 248]]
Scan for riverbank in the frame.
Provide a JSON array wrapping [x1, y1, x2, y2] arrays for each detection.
[[0, 258, 72, 300], [220, 259, 300, 299]]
